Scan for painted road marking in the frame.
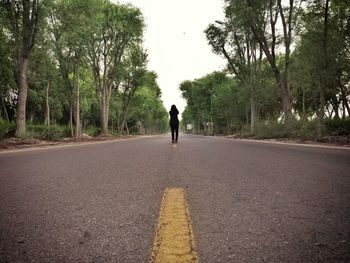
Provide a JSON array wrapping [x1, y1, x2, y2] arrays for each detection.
[[151, 188, 198, 263]]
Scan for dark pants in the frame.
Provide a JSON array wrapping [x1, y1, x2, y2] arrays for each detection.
[[170, 122, 179, 142]]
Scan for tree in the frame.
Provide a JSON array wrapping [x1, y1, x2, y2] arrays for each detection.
[[205, 17, 263, 132], [47, 0, 96, 139], [1, 0, 41, 137], [0, 23, 15, 122], [129, 72, 168, 134], [0, 0, 169, 139], [117, 45, 147, 134], [291, 0, 349, 128], [47, 0, 75, 134], [86, 1, 144, 134], [333, 0, 350, 117], [224, 0, 304, 121], [180, 72, 242, 134]]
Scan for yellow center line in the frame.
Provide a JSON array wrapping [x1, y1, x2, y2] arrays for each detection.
[[151, 188, 198, 263]]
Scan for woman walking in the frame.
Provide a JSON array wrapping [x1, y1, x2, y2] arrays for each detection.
[[169, 105, 179, 143]]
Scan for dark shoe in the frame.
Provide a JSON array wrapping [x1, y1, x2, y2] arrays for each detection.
[[172, 140, 175, 143]]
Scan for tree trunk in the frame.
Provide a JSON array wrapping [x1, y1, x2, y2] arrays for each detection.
[[70, 102, 74, 137], [102, 93, 106, 134], [330, 97, 340, 119], [117, 106, 121, 133], [302, 85, 306, 119], [318, 0, 329, 138], [317, 80, 326, 138], [29, 112, 34, 123], [125, 121, 129, 135], [119, 104, 129, 134], [250, 94, 256, 132], [245, 106, 249, 126], [100, 99, 105, 134], [333, 103, 340, 119], [226, 118, 230, 134], [325, 103, 333, 119], [248, 0, 294, 122], [273, 70, 293, 121], [250, 61, 255, 133], [45, 80, 50, 127], [281, 82, 293, 121], [339, 84, 350, 116], [104, 94, 110, 134], [1, 98, 9, 122], [98, 87, 110, 135], [6, 0, 40, 137], [75, 61, 80, 140], [16, 58, 29, 137]]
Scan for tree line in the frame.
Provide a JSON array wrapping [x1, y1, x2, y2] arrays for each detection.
[[181, 0, 350, 138], [0, 0, 168, 139]]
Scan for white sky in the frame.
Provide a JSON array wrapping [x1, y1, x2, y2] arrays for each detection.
[[116, 0, 226, 117]]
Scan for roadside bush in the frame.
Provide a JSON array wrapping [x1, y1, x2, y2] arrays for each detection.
[[0, 120, 16, 138], [252, 121, 289, 139], [84, 126, 101, 137], [27, 124, 71, 141], [325, 118, 350, 136], [252, 119, 317, 139], [250, 119, 350, 139], [292, 119, 318, 139], [42, 125, 71, 140]]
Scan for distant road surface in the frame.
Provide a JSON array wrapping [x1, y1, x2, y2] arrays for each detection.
[[1, 134, 349, 262]]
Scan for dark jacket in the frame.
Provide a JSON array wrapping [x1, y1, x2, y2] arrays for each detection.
[[169, 109, 179, 126]]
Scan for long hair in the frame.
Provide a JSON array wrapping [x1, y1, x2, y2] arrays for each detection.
[[170, 105, 178, 112]]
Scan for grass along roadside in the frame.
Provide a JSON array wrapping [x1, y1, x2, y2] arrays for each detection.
[[188, 119, 350, 147], [0, 121, 165, 150]]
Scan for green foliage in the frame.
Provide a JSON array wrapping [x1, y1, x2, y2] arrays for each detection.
[[26, 125, 71, 141], [0, 0, 166, 139], [325, 119, 350, 136], [0, 120, 16, 138], [1, 0, 349, 140], [128, 71, 168, 134], [181, 69, 281, 135], [84, 0, 146, 134], [181, 72, 234, 134], [79, 68, 98, 124], [0, 18, 16, 121], [199, 0, 350, 138], [251, 119, 350, 139], [84, 127, 101, 137], [251, 120, 318, 139]]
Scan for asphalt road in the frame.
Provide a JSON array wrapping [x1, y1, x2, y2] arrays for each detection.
[[0, 134, 349, 262]]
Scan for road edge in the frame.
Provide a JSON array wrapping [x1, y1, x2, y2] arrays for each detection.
[[0, 135, 160, 154], [208, 135, 350, 150]]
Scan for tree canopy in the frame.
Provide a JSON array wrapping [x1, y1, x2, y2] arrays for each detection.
[[181, 0, 349, 138], [0, 0, 168, 138]]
